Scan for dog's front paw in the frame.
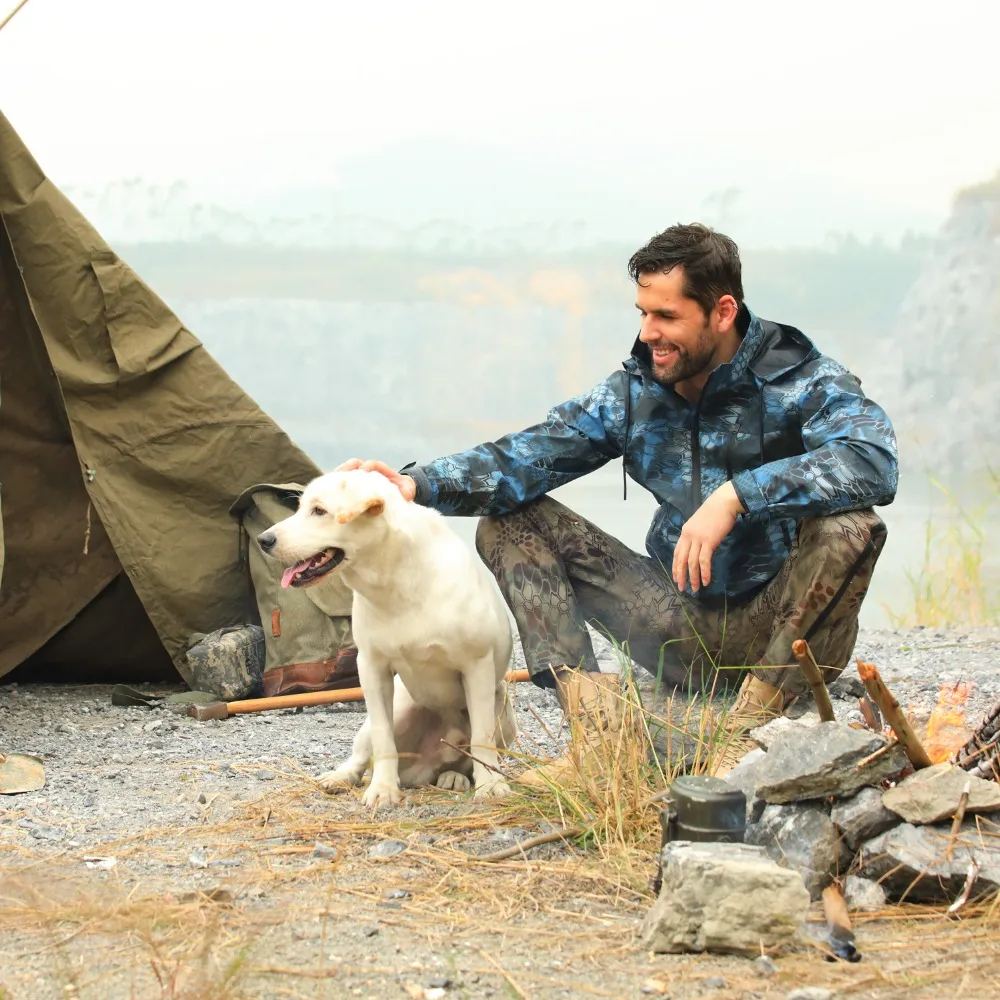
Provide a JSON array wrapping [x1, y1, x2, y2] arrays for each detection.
[[316, 767, 363, 794], [362, 779, 403, 810], [474, 775, 513, 799], [435, 770, 472, 792]]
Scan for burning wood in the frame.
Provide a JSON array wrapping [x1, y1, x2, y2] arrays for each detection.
[[953, 697, 1000, 780], [855, 658, 933, 770]]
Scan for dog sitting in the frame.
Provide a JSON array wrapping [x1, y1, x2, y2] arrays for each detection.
[[257, 468, 516, 809]]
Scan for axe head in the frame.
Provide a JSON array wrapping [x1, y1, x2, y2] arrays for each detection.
[[186, 702, 230, 721]]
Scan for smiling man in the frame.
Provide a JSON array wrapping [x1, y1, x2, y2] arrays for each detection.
[[345, 223, 898, 781]]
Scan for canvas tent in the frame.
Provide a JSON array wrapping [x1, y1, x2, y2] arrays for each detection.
[[0, 109, 322, 684]]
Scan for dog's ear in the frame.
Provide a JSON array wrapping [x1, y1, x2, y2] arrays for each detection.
[[336, 497, 385, 524]]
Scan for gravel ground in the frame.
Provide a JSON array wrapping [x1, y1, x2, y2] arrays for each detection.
[[1, 626, 998, 999]]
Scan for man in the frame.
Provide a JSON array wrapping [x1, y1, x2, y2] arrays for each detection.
[[343, 223, 897, 781]]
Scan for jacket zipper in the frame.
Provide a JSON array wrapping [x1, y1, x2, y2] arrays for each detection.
[[691, 404, 703, 512]]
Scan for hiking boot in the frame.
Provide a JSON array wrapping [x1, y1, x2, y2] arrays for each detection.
[[517, 670, 623, 788], [712, 675, 787, 778]]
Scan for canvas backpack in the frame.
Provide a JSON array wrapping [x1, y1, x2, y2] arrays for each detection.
[[228, 482, 358, 697]]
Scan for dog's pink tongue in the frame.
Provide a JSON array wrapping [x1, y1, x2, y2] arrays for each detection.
[[280, 561, 310, 589]]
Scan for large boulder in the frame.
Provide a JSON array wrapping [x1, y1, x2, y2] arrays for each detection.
[[641, 841, 810, 955]]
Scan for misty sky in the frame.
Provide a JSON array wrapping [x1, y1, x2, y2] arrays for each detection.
[[2, 0, 998, 246]]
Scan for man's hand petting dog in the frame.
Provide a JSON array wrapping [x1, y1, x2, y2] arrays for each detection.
[[336, 458, 416, 501]]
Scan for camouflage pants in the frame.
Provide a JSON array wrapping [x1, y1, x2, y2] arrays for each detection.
[[475, 496, 888, 696]]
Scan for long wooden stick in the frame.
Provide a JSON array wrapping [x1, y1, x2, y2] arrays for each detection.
[[0, 0, 31, 34], [792, 639, 835, 721], [223, 668, 532, 715], [856, 658, 932, 769]]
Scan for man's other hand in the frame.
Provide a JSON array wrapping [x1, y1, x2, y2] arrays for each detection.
[[672, 481, 745, 593], [336, 459, 417, 502]]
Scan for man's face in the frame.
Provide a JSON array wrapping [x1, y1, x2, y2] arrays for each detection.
[[635, 267, 723, 386]]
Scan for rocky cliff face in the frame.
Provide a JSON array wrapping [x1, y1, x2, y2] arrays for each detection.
[[884, 173, 1000, 485]]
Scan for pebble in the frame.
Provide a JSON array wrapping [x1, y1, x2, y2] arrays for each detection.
[[753, 955, 779, 977], [369, 839, 407, 859]]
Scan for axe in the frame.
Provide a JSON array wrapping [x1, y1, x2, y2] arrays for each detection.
[[187, 669, 532, 720]]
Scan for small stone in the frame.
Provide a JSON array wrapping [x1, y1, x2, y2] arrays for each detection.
[[829, 675, 866, 700], [640, 978, 671, 995], [256, 770, 276, 781], [368, 839, 407, 860], [753, 955, 779, 977], [786, 990, 833, 1000], [20, 821, 66, 842], [384, 888, 410, 899], [753, 722, 909, 804], [312, 841, 339, 860], [830, 787, 899, 850], [427, 976, 452, 989], [641, 842, 810, 955], [703, 977, 726, 988], [746, 802, 848, 900], [424, 990, 446, 1000], [881, 763, 1000, 825], [188, 848, 208, 869], [362, 925, 379, 938], [197, 793, 208, 804], [843, 875, 887, 912]]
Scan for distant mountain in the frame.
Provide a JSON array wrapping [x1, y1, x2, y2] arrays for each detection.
[[63, 136, 942, 252], [882, 170, 1000, 483]]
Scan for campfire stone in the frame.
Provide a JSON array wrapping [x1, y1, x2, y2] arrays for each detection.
[[750, 714, 820, 751], [745, 802, 848, 900], [640, 841, 810, 955], [752, 721, 909, 804], [881, 762, 1000, 825], [843, 875, 887, 912], [830, 787, 899, 850], [722, 747, 766, 824], [857, 819, 1000, 904]]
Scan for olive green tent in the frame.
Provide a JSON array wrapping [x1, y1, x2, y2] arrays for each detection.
[[0, 109, 320, 684]]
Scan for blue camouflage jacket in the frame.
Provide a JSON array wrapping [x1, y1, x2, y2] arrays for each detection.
[[407, 306, 898, 605]]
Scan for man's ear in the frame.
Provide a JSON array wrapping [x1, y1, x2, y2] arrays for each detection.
[[336, 497, 385, 524], [715, 294, 739, 332]]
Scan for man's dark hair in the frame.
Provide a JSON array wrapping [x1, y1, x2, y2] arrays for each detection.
[[628, 223, 744, 316]]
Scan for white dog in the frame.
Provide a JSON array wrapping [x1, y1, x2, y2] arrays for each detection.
[[257, 468, 516, 809]]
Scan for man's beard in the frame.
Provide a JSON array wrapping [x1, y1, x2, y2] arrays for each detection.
[[650, 323, 716, 386]]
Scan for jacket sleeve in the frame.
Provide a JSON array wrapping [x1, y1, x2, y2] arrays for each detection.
[[405, 372, 629, 516], [731, 372, 898, 521]]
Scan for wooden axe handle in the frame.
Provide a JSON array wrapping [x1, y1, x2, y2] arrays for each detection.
[[223, 668, 532, 715]]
